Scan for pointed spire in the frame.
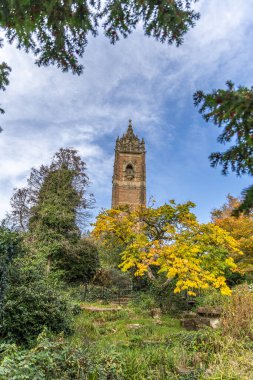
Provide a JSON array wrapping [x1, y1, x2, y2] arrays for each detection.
[[126, 119, 134, 138], [116, 120, 145, 153]]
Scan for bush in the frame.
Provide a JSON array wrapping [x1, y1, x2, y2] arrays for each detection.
[[92, 268, 132, 289], [149, 279, 195, 314], [0, 227, 23, 305], [195, 288, 229, 309], [130, 292, 157, 311], [222, 283, 253, 339], [0, 256, 73, 346], [58, 238, 100, 283], [0, 332, 92, 380]]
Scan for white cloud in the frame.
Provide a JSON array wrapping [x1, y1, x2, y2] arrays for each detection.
[[0, 0, 253, 221]]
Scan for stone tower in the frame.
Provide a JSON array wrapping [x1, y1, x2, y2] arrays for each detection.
[[112, 120, 146, 208]]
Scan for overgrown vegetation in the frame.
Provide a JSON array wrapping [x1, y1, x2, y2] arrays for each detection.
[[1, 146, 253, 379], [1, 287, 253, 379], [0, 255, 73, 346]]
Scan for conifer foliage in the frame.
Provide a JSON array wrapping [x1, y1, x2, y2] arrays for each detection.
[[194, 81, 253, 214], [0, 0, 199, 117], [0, 0, 199, 74], [0, 36, 11, 128]]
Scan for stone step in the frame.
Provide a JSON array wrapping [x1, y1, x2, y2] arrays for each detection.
[[111, 297, 133, 305], [180, 316, 221, 330], [196, 307, 222, 317], [81, 306, 122, 312]]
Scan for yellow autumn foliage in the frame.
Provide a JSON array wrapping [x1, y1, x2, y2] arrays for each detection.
[[212, 195, 253, 274], [92, 201, 242, 296]]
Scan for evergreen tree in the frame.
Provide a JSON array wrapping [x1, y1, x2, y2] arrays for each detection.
[[0, 0, 199, 117], [194, 81, 253, 214], [0, 36, 11, 130], [0, 254, 73, 345]]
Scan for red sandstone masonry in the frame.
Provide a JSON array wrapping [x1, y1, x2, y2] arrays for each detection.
[[112, 121, 146, 209]]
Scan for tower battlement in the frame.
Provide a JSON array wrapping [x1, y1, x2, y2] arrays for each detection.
[[115, 121, 145, 153]]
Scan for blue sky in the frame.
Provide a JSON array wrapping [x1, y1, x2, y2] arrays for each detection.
[[0, 0, 252, 225]]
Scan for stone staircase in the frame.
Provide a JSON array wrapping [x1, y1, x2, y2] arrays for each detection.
[[180, 307, 222, 330], [111, 295, 133, 306]]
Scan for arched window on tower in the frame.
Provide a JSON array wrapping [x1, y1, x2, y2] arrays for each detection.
[[125, 163, 135, 180]]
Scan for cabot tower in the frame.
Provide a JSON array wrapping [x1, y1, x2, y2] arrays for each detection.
[[112, 120, 146, 208]]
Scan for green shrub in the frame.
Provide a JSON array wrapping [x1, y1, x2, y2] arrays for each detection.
[[0, 227, 23, 305], [130, 292, 157, 311], [93, 268, 132, 289], [195, 288, 229, 309], [0, 332, 92, 380], [57, 238, 100, 283], [0, 257, 72, 346]]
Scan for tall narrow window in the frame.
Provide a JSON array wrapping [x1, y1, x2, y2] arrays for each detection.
[[125, 164, 134, 180]]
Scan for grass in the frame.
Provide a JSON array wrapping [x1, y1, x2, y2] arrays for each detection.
[[71, 303, 181, 346], [69, 299, 202, 379], [67, 287, 253, 379]]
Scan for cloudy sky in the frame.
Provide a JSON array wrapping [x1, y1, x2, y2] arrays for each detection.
[[0, 0, 252, 225]]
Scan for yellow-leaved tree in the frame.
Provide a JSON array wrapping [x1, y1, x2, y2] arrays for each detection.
[[92, 201, 241, 296], [211, 195, 253, 274]]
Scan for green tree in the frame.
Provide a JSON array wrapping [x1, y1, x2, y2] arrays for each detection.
[[8, 148, 99, 281], [56, 237, 99, 283], [0, 0, 199, 117], [0, 226, 22, 306], [194, 81, 253, 214], [8, 148, 92, 233], [0, 37, 11, 131]]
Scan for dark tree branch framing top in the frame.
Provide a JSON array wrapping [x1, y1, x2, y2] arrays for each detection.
[[0, 38, 11, 128], [194, 81, 253, 177], [0, 0, 199, 116], [0, 0, 199, 74]]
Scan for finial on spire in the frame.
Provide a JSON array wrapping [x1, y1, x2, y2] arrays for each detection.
[[126, 119, 134, 136]]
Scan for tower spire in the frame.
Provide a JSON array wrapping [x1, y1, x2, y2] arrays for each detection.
[[126, 119, 134, 138], [112, 120, 146, 208], [115, 120, 145, 153]]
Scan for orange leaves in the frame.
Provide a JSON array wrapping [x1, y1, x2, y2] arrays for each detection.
[[212, 195, 253, 273]]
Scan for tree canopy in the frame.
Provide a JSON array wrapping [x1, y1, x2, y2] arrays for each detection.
[[194, 81, 253, 214], [211, 195, 253, 274], [0, 226, 22, 306], [0, 36, 11, 129], [0, 0, 199, 118], [8, 147, 92, 233], [6, 148, 99, 281], [92, 201, 241, 296]]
